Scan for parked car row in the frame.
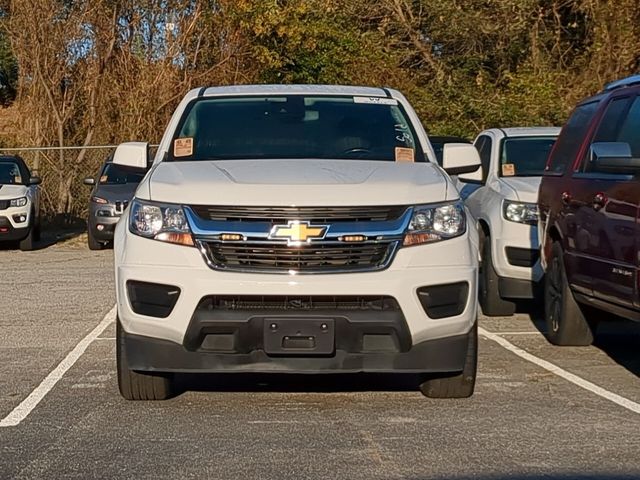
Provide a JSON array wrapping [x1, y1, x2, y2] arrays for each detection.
[[452, 74, 640, 349], [2, 75, 637, 402], [0, 152, 145, 251]]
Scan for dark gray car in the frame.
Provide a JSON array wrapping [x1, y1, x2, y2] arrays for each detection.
[[83, 159, 145, 250]]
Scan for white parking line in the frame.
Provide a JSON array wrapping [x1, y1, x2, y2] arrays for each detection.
[[479, 326, 640, 415], [0, 305, 116, 428], [494, 331, 545, 336]]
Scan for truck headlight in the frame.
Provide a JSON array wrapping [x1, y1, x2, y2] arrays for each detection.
[[403, 201, 466, 246], [9, 197, 28, 208], [503, 200, 538, 225], [129, 199, 194, 246]]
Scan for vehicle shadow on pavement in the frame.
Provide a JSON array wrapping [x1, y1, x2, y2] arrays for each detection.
[[177, 372, 423, 394], [592, 320, 640, 379], [405, 475, 640, 480], [524, 305, 640, 379]]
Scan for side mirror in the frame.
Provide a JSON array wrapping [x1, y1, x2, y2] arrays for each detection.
[[28, 176, 42, 186], [112, 142, 149, 169], [83, 177, 96, 186], [590, 142, 640, 172], [442, 143, 481, 176], [458, 165, 484, 183]]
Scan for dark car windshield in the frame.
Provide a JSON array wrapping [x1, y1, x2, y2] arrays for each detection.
[[500, 136, 557, 177], [0, 160, 23, 185], [170, 95, 425, 162], [99, 163, 146, 185]]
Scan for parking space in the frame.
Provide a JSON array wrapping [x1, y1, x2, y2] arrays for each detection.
[[1, 247, 639, 479]]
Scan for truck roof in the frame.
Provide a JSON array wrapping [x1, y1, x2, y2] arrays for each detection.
[[193, 84, 391, 99], [497, 127, 561, 137]]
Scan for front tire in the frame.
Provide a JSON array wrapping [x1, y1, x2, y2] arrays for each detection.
[[544, 241, 596, 346], [479, 230, 515, 316], [19, 227, 35, 251], [419, 322, 477, 399], [87, 228, 103, 250], [117, 320, 174, 400]]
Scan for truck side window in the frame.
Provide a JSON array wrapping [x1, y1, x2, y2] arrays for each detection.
[[546, 101, 599, 174]]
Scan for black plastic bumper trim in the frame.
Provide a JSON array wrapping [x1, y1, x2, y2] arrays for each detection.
[[505, 247, 539, 268], [498, 277, 540, 299], [123, 328, 470, 374]]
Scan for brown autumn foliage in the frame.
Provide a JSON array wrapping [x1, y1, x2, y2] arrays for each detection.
[[0, 0, 637, 217]]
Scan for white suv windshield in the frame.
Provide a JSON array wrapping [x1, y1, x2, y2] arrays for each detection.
[[500, 136, 557, 177], [170, 95, 425, 162]]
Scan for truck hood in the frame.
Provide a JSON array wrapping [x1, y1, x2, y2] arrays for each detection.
[[499, 177, 541, 203], [145, 160, 450, 206], [0, 184, 27, 200]]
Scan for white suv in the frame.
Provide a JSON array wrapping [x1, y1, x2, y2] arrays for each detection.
[[112, 85, 482, 400], [455, 128, 559, 316], [0, 155, 41, 251]]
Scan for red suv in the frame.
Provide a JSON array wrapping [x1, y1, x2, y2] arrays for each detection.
[[539, 74, 640, 346]]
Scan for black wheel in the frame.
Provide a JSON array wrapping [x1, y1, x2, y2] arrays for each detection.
[[19, 227, 35, 251], [544, 241, 597, 346], [419, 322, 477, 398], [117, 320, 174, 400], [479, 230, 515, 316], [87, 228, 103, 250]]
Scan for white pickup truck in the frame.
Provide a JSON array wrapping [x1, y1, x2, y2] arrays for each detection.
[[112, 85, 482, 400], [455, 127, 560, 316]]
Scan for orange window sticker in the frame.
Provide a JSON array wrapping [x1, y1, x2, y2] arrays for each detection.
[[395, 147, 415, 163], [174, 137, 194, 157], [99, 175, 108, 183], [502, 163, 515, 176]]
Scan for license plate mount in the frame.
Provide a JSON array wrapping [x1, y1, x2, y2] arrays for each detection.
[[263, 318, 335, 356]]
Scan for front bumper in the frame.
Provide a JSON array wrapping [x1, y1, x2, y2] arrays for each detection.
[[492, 222, 543, 284], [0, 204, 31, 242], [116, 225, 479, 373], [123, 326, 470, 373], [89, 214, 120, 241]]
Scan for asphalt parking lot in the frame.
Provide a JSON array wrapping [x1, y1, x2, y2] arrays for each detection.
[[1, 244, 639, 480]]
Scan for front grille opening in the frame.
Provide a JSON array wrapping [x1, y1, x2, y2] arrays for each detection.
[[203, 241, 395, 273], [506, 247, 539, 268], [199, 295, 401, 312], [417, 282, 469, 319], [190, 205, 408, 223], [127, 281, 181, 318]]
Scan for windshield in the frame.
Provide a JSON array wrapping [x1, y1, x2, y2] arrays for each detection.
[[0, 161, 23, 185], [499, 136, 557, 177], [99, 163, 146, 185], [170, 95, 425, 162]]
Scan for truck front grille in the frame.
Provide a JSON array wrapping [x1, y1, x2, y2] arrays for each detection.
[[200, 295, 401, 311], [0, 200, 9, 210], [200, 240, 398, 273], [190, 205, 408, 223]]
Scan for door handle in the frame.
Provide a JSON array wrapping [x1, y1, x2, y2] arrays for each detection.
[[561, 191, 572, 205], [592, 192, 607, 211]]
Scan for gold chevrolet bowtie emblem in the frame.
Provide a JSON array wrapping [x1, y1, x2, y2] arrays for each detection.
[[270, 221, 327, 245]]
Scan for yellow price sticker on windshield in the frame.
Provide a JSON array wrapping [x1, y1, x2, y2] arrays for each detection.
[[174, 137, 194, 157], [502, 163, 515, 176], [395, 147, 415, 163]]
